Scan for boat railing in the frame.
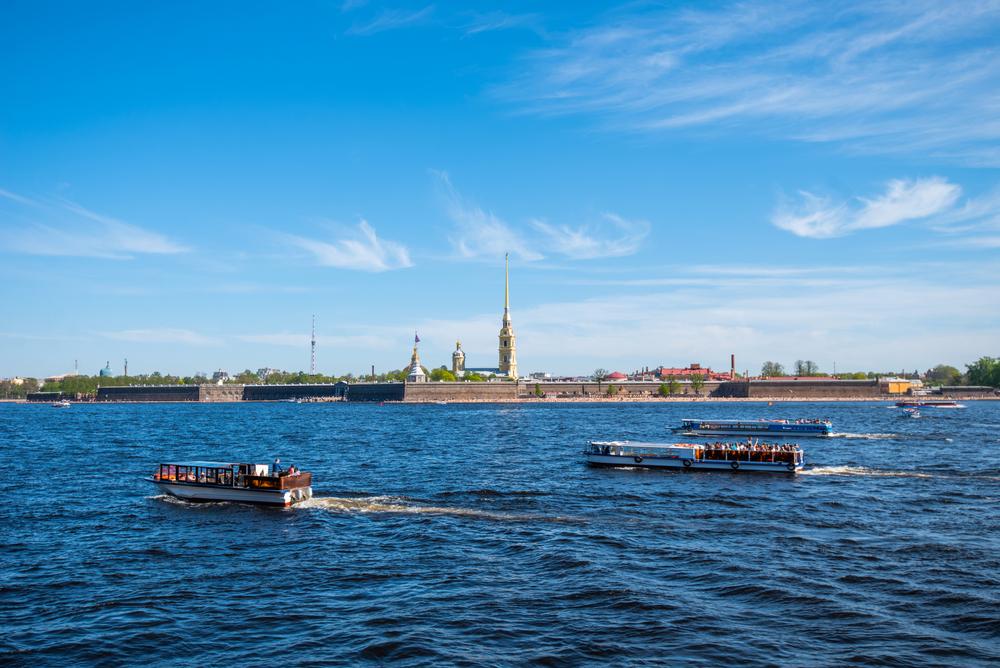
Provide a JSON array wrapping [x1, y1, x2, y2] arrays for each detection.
[[699, 446, 801, 464]]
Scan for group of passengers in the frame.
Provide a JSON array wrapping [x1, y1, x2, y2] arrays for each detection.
[[702, 440, 800, 462]]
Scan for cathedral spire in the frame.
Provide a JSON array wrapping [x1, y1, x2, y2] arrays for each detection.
[[498, 252, 518, 379]]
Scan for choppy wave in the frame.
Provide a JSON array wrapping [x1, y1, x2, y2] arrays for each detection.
[[4, 400, 1000, 666]]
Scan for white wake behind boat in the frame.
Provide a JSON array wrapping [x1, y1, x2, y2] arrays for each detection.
[[585, 441, 804, 473], [147, 461, 313, 507]]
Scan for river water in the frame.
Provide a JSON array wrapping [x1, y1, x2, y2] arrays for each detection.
[[1, 401, 998, 666]]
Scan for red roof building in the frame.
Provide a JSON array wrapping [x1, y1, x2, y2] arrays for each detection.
[[652, 363, 731, 381]]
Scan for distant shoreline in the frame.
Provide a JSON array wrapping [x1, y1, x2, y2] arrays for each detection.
[[5, 396, 997, 405]]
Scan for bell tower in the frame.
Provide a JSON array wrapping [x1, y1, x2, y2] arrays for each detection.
[[498, 253, 518, 378]]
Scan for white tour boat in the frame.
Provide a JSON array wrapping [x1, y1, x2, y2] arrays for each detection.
[[147, 461, 313, 507], [675, 418, 831, 437], [51, 400, 71, 408], [585, 441, 804, 473]]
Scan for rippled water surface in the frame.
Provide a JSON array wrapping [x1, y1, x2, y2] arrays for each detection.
[[2, 401, 999, 666]]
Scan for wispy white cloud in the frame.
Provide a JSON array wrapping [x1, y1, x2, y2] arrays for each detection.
[[0, 188, 40, 207], [499, 1, 1000, 165], [0, 189, 188, 258], [347, 5, 434, 35], [434, 171, 650, 261], [286, 219, 413, 272], [530, 212, 649, 259], [773, 177, 961, 239], [435, 171, 542, 261], [104, 329, 221, 346], [462, 11, 539, 37]]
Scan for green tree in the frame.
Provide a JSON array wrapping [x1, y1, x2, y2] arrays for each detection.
[[534, 383, 544, 397], [760, 361, 785, 377], [430, 367, 456, 382], [463, 371, 485, 382], [667, 378, 680, 395], [657, 382, 669, 397], [1, 378, 38, 399], [234, 369, 259, 384], [607, 384, 618, 396], [794, 360, 819, 376], [926, 364, 963, 386], [966, 357, 1000, 388], [690, 374, 705, 394]]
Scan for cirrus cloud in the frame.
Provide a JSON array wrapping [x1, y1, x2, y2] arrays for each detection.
[[772, 177, 962, 239], [286, 219, 413, 272]]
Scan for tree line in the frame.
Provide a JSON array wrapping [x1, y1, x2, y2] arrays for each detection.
[[758, 357, 1000, 387]]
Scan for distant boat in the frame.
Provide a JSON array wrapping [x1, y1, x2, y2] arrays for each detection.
[[147, 461, 313, 507], [674, 418, 832, 437], [896, 400, 964, 408], [51, 400, 71, 408], [585, 441, 804, 473], [901, 408, 921, 418]]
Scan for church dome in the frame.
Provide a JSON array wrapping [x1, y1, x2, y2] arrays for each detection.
[[99, 362, 113, 377]]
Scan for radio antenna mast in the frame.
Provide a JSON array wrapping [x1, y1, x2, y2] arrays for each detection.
[[310, 315, 316, 374]]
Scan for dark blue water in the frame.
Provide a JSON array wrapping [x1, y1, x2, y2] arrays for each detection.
[[2, 401, 998, 666]]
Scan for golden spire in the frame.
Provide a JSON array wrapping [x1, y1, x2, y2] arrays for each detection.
[[503, 252, 510, 321]]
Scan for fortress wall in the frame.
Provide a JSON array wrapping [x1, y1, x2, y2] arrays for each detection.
[[198, 385, 245, 402], [345, 383, 405, 402], [522, 381, 729, 397], [27, 391, 68, 402], [402, 382, 518, 402], [97, 385, 200, 402], [242, 384, 343, 401], [747, 380, 881, 398], [937, 386, 997, 397]]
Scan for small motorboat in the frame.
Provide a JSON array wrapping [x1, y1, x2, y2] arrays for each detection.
[[147, 461, 313, 507], [901, 407, 921, 418], [51, 400, 71, 408], [585, 441, 804, 473]]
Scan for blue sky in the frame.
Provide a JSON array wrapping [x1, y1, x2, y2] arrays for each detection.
[[2, 1, 999, 378]]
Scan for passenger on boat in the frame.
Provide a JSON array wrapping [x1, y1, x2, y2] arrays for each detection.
[[272, 458, 282, 476]]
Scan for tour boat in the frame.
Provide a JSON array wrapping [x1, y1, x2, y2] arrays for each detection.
[[675, 418, 832, 437], [51, 400, 71, 408], [147, 461, 313, 507], [585, 441, 804, 473], [895, 400, 964, 408]]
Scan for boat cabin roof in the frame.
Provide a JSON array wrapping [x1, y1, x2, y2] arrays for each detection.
[[591, 441, 697, 450], [159, 461, 241, 468], [681, 418, 828, 424]]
